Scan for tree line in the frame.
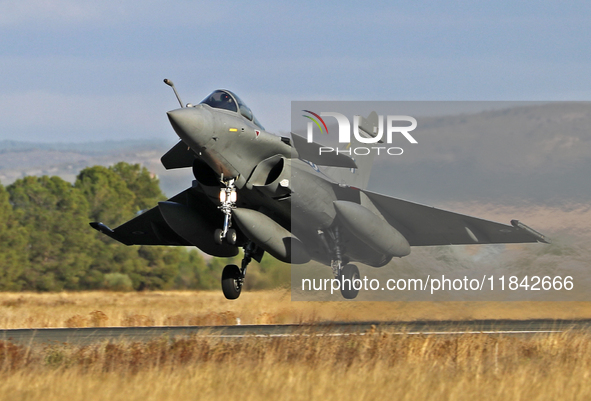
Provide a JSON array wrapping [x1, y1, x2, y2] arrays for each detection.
[[0, 162, 289, 291]]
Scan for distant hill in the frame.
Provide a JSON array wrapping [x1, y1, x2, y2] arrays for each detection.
[[0, 139, 168, 154], [0, 139, 191, 196], [368, 102, 591, 206]]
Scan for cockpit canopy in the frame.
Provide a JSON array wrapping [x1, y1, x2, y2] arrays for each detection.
[[200, 90, 264, 130]]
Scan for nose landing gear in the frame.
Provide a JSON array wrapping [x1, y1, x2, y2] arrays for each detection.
[[214, 178, 238, 245]]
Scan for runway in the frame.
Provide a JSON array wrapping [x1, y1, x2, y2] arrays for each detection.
[[1, 319, 591, 346]]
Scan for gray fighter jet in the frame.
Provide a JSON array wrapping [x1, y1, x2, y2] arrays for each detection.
[[90, 80, 549, 299]]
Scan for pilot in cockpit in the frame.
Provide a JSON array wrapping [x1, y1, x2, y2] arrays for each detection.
[[199, 90, 264, 129], [220, 92, 233, 104], [202, 90, 237, 112]]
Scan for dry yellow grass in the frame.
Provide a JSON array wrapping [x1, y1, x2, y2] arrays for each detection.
[[0, 331, 591, 400], [2, 291, 591, 400], [1, 290, 591, 329]]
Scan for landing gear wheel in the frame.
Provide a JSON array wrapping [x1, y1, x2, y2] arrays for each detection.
[[214, 229, 224, 245], [226, 229, 237, 245], [340, 264, 360, 300], [221, 264, 242, 299]]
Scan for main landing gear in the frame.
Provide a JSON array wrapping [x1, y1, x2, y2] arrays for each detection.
[[331, 259, 361, 299], [328, 226, 360, 299], [221, 242, 257, 299], [340, 264, 360, 299]]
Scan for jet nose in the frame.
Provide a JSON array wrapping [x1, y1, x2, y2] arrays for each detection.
[[166, 107, 210, 145]]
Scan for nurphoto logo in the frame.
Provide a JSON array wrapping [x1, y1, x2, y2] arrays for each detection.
[[303, 110, 418, 156]]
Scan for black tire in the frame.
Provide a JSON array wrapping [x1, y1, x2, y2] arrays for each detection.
[[214, 229, 224, 245], [340, 264, 360, 299], [221, 264, 242, 299], [226, 228, 237, 245]]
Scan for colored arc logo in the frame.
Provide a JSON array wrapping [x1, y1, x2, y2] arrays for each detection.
[[302, 110, 329, 135]]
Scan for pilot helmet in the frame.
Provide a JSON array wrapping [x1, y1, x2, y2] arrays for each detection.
[[221, 92, 233, 103]]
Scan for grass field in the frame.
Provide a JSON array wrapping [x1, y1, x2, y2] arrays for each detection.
[[2, 290, 591, 400], [0, 331, 590, 400], [1, 290, 591, 329]]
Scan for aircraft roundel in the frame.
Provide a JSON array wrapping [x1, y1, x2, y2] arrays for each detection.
[[255, 130, 260, 137]]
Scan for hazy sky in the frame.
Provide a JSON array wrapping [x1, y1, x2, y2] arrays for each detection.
[[1, 0, 590, 142]]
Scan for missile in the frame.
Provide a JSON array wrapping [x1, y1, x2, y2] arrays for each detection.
[[232, 208, 310, 264], [334, 201, 410, 257]]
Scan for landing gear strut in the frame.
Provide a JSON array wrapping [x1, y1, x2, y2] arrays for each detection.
[[221, 242, 257, 300], [214, 178, 238, 245]]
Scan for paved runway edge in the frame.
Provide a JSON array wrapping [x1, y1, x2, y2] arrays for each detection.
[[2, 319, 591, 346]]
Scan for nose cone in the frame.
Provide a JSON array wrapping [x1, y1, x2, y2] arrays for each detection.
[[167, 107, 210, 145]]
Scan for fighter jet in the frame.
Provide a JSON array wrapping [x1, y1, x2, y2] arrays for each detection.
[[90, 80, 549, 299]]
